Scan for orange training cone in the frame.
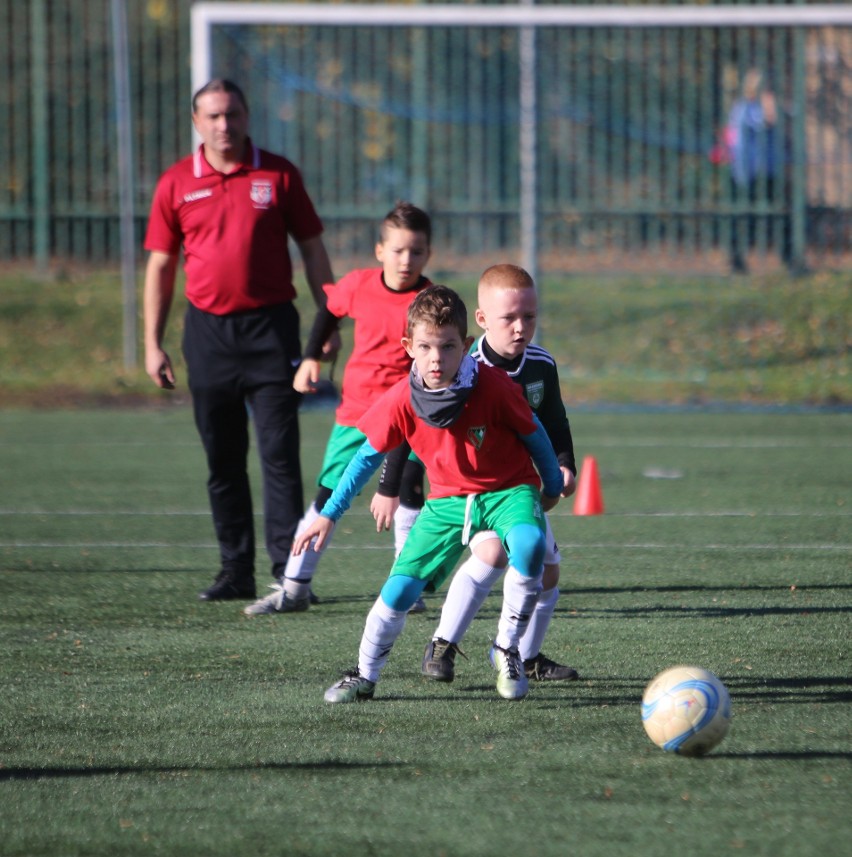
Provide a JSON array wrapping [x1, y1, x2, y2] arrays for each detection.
[[573, 455, 604, 515]]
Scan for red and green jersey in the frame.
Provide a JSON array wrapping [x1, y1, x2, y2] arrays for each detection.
[[144, 141, 323, 315], [357, 364, 540, 499], [326, 269, 430, 425]]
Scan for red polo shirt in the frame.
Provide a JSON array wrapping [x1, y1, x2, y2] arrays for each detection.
[[357, 364, 540, 499], [144, 141, 324, 315]]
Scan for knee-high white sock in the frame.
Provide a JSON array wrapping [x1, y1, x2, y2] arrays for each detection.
[[358, 597, 408, 683], [434, 554, 504, 643], [282, 504, 332, 600], [393, 503, 421, 558], [495, 567, 542, 652], [519, 586, 559, 662]]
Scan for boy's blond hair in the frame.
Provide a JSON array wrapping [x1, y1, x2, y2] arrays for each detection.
[[406, 285, 467, 339], [478, 263, 535, 296]]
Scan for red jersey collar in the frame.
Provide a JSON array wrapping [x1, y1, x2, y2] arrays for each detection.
[[192, 138, 260, 177]]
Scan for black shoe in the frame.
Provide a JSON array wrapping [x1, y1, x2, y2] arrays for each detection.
[[199, 570, 256, 601], [421, 637, 465, 682], [523, 652, 579, 682]]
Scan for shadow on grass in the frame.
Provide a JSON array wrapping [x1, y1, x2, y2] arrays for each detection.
[[369, 673, 851, 710], [562, 583, 852, 596], [0, 759, 406, 782], [721, 675, 852, 705], [431, 674, 852, 709], [576, 605, 852, 619], [702, 750, 852, 760]]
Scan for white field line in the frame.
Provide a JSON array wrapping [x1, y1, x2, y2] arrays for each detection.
[[0, 509, 847, 518], [2, 438, 850, 449], [1, 541, 849, 551], [591, 439, 852, 449]]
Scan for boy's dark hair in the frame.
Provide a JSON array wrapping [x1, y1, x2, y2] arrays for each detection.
[[192, 79, 248, 113], [407, 285, 467, 339], [380, 201, 432, 245]]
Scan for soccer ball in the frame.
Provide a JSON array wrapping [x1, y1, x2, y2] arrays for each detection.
[[641, 665, 732, 757]]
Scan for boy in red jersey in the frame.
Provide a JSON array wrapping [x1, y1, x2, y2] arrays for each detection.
[[245, 202, 433, 615], [420, 264, 580, 683], [292, 285, 565, 702], [374, 265, 579, 682]]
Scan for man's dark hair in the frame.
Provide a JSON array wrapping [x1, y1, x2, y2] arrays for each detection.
[[192, 79, 248, 113]]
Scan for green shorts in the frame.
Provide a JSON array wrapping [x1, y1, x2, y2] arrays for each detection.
[[391, 484, 545, 591], [317, 423, 368, 490], [318, 422, 421, 490]]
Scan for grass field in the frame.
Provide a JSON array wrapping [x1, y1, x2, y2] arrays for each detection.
[[1, 266, 849, 407], [1, 406, 849, 856]]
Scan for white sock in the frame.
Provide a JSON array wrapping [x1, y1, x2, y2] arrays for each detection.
[[282, 578, 312, 602], [434, 554, 504, 643], [358, 596, 408, 683], [393, 503, 421, 558], [495, 567, 542, 652], [283, 503, 331, 583], [519, 586, 559, 662]]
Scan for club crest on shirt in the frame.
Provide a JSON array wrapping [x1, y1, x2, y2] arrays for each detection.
[[467, 426, 486, 450], [250, 180, 273, 208], [525, 380, 544, 409]]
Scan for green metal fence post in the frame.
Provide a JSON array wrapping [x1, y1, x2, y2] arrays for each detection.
[[30, 0, 49, 272], [111, 0, 137, 370], [790, 19, 807, 271]]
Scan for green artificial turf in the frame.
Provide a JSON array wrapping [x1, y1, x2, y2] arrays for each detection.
[[0, 407, 849, 856]]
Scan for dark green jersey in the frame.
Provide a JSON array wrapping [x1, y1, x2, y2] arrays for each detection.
[[472, 335, 576, 475]]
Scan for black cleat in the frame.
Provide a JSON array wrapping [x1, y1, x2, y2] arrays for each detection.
[[523, 652, 579, 682], [421, 637, 465, 682], [199, 570, 256, 601]]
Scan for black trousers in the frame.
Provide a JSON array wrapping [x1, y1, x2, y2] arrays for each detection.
[[729, 175, 792, 269], [183, 302, 305, 580]]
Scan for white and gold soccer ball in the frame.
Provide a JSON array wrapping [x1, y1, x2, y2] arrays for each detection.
[[641, 665, 732, 757]]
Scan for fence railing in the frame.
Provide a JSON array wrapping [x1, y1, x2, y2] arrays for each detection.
[[2, 1, 850, 274]]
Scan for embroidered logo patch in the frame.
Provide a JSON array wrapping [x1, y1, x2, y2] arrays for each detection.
[[467, 426, 486, 449], [250, 180, 273, 208], [525, 380, 544, 408]]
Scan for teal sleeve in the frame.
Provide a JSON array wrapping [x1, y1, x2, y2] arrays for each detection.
[[319, 440, 385, 521], [520, 416, 563, 497]]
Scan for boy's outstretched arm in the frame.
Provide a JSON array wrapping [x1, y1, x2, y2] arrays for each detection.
[[293, 515, 335, 554], [370, 441, 411, 531], [370, 494, 399, 533], [561, 466, 577, 498], [290, 440, 386, 554], [296, 304, 342, 394], [520, 415, 564, 512]]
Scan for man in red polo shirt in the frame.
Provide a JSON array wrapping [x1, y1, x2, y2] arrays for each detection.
[[143, 78, 336, 601]]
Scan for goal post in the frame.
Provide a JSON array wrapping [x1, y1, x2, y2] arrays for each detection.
[[190, 4, 852, 276], [192, 3, 852, 92]]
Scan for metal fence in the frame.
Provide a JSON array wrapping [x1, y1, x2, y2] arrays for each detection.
[[2, 0, 851, 274]]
